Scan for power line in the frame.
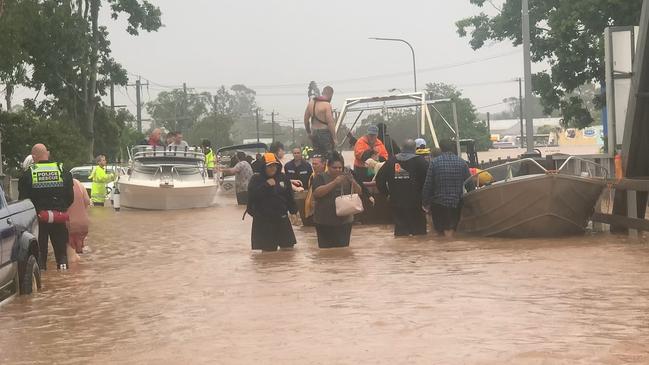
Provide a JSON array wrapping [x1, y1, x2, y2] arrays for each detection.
[[476, 101, 509, 110], [125, 50, 521, 92]]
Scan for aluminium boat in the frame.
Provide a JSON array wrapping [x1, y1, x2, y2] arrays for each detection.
[[458, 157, 608, 237]]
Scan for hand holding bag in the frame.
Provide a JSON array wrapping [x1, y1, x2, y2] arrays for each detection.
[[335, 180, 364, 217]]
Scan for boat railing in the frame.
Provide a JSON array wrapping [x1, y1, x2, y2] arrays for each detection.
[[465, 157, 609, 190], [556, 156, 609, 179], [128, 163, 207, 183], [130, 145, 206, 162], [465, 158, 548, 188]]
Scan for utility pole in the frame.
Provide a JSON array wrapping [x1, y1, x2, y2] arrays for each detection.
[[135, 79, 142, 133], [127, 77, 149, 133], [522, 0, 535, 153], [255, 108, 260, 143], [292, 119, 296, 146], [271, 111, 276, 143], [486, 112, 491, 137], [518, 77, 524, 148], [452, 102, 461, 156], [182, 82, 188, 132]]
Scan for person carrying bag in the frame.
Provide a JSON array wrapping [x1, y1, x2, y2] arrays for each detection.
[[312, 152, 363, 248]]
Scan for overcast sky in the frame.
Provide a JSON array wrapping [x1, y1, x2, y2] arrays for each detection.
[[18, 0, 531, 128]]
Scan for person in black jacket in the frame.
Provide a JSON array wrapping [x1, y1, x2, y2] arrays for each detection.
[[377, 123, 401, 157], [247, 152, 298, 252], [376, 139, 429, 236], [18, 144, 74, 270]]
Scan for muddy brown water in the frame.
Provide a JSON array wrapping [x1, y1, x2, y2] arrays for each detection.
[[1, 197, 649, 364]]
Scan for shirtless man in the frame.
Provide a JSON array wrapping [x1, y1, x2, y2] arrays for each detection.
[[304, 86, 336, 156]]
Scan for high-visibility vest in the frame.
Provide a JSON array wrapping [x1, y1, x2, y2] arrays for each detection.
[[31, 162, 64, 189], [89, 165, 114, 203], [205, 150, 215, 169]]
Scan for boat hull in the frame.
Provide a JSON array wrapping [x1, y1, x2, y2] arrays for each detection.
[[458, 174, 605, 237], [119, 181, 218, 210]]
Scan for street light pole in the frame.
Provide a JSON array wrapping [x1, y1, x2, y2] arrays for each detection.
[[369, 37, 417, 92], [522, 0, 535, 153], [370, 37, 419, 136]]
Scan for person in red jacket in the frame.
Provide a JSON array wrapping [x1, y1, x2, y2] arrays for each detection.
[[353, 125, 388, 182]]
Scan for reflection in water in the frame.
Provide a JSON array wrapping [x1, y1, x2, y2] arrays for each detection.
[[1, 197, 649, 364]]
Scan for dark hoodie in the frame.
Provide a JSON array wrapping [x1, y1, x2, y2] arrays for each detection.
[[377, 123, 401, 157], [375, 152, 428, 208], [246, 160, 297, 219]]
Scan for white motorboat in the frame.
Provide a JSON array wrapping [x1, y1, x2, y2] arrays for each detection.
[[119, 146, 218, 210]]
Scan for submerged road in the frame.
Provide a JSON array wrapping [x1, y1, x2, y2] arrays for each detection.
[[1, 197, 648, 364]]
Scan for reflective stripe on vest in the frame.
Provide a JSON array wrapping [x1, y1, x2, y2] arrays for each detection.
[[31, 162, 64, 189]]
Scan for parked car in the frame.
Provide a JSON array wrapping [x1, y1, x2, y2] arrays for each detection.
[[0, 184, 41, 301], [70, 165, 127, 198]]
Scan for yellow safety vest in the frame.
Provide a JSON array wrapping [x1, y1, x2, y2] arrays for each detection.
[[205, 150, 215, 169], [31, 162, 64, 189], [89, 165, 114, 203]]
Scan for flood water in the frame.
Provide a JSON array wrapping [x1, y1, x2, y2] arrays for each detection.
[[1, 197, 649, 364]]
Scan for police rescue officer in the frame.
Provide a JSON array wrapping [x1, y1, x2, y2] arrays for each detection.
[[202, 139, 215, 178], [18, 144, 74, 270]]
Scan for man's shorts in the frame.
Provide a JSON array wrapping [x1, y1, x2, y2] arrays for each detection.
[[312, 129, 334, 157]]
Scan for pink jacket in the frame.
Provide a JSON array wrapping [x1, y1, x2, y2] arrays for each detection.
[[67, 179, 90, 234]]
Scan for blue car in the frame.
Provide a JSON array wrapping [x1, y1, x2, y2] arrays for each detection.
[[0, 184, 41, 301]]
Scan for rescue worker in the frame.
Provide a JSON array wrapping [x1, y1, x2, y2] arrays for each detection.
[[18, 144, 74, 270], [353, 125, 388, 183], [89, 154, 115, 207], [285, 147, 313, 190], [415, 138, 430, 155], [376, 139, 429, 236], [202, 139, 215, 178]]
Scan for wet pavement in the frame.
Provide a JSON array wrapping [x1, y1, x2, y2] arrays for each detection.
[[1, 197, 649, 364]]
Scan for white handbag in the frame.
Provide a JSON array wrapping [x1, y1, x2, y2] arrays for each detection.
[[335, 184, 364, 217]]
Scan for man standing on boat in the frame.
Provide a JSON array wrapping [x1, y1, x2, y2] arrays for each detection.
[[421, 139, 472, 238], [304, 86, 336, 156]]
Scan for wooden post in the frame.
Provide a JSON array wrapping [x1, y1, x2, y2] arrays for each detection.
[[627, 190, 639, 238]]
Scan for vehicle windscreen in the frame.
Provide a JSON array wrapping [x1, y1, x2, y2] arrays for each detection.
[[72, 169, 92, 183]]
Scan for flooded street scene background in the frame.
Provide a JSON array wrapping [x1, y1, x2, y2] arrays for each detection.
[[1, 198, 648, 365]]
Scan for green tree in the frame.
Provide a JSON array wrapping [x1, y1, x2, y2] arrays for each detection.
[[0, 110, 88, 175], [456, 0, 642, 128], [146, 88, 211, 133], [186, 113, 234, 149], [426, 83, 491, 150], [1, 0, 162, 159]]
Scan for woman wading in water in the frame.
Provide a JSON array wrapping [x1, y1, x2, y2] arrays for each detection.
[[247, 153, 298, 252], [312, 151, 362, 248]]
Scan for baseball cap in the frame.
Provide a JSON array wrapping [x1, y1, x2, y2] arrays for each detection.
[[367, 125, 379, 135], [264, 153, 280, 166], [415, 138, 426, 148]]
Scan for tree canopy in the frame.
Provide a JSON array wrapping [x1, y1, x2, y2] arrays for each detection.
[[456, 0, 642, 128], [0, 0, 162, 159]]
